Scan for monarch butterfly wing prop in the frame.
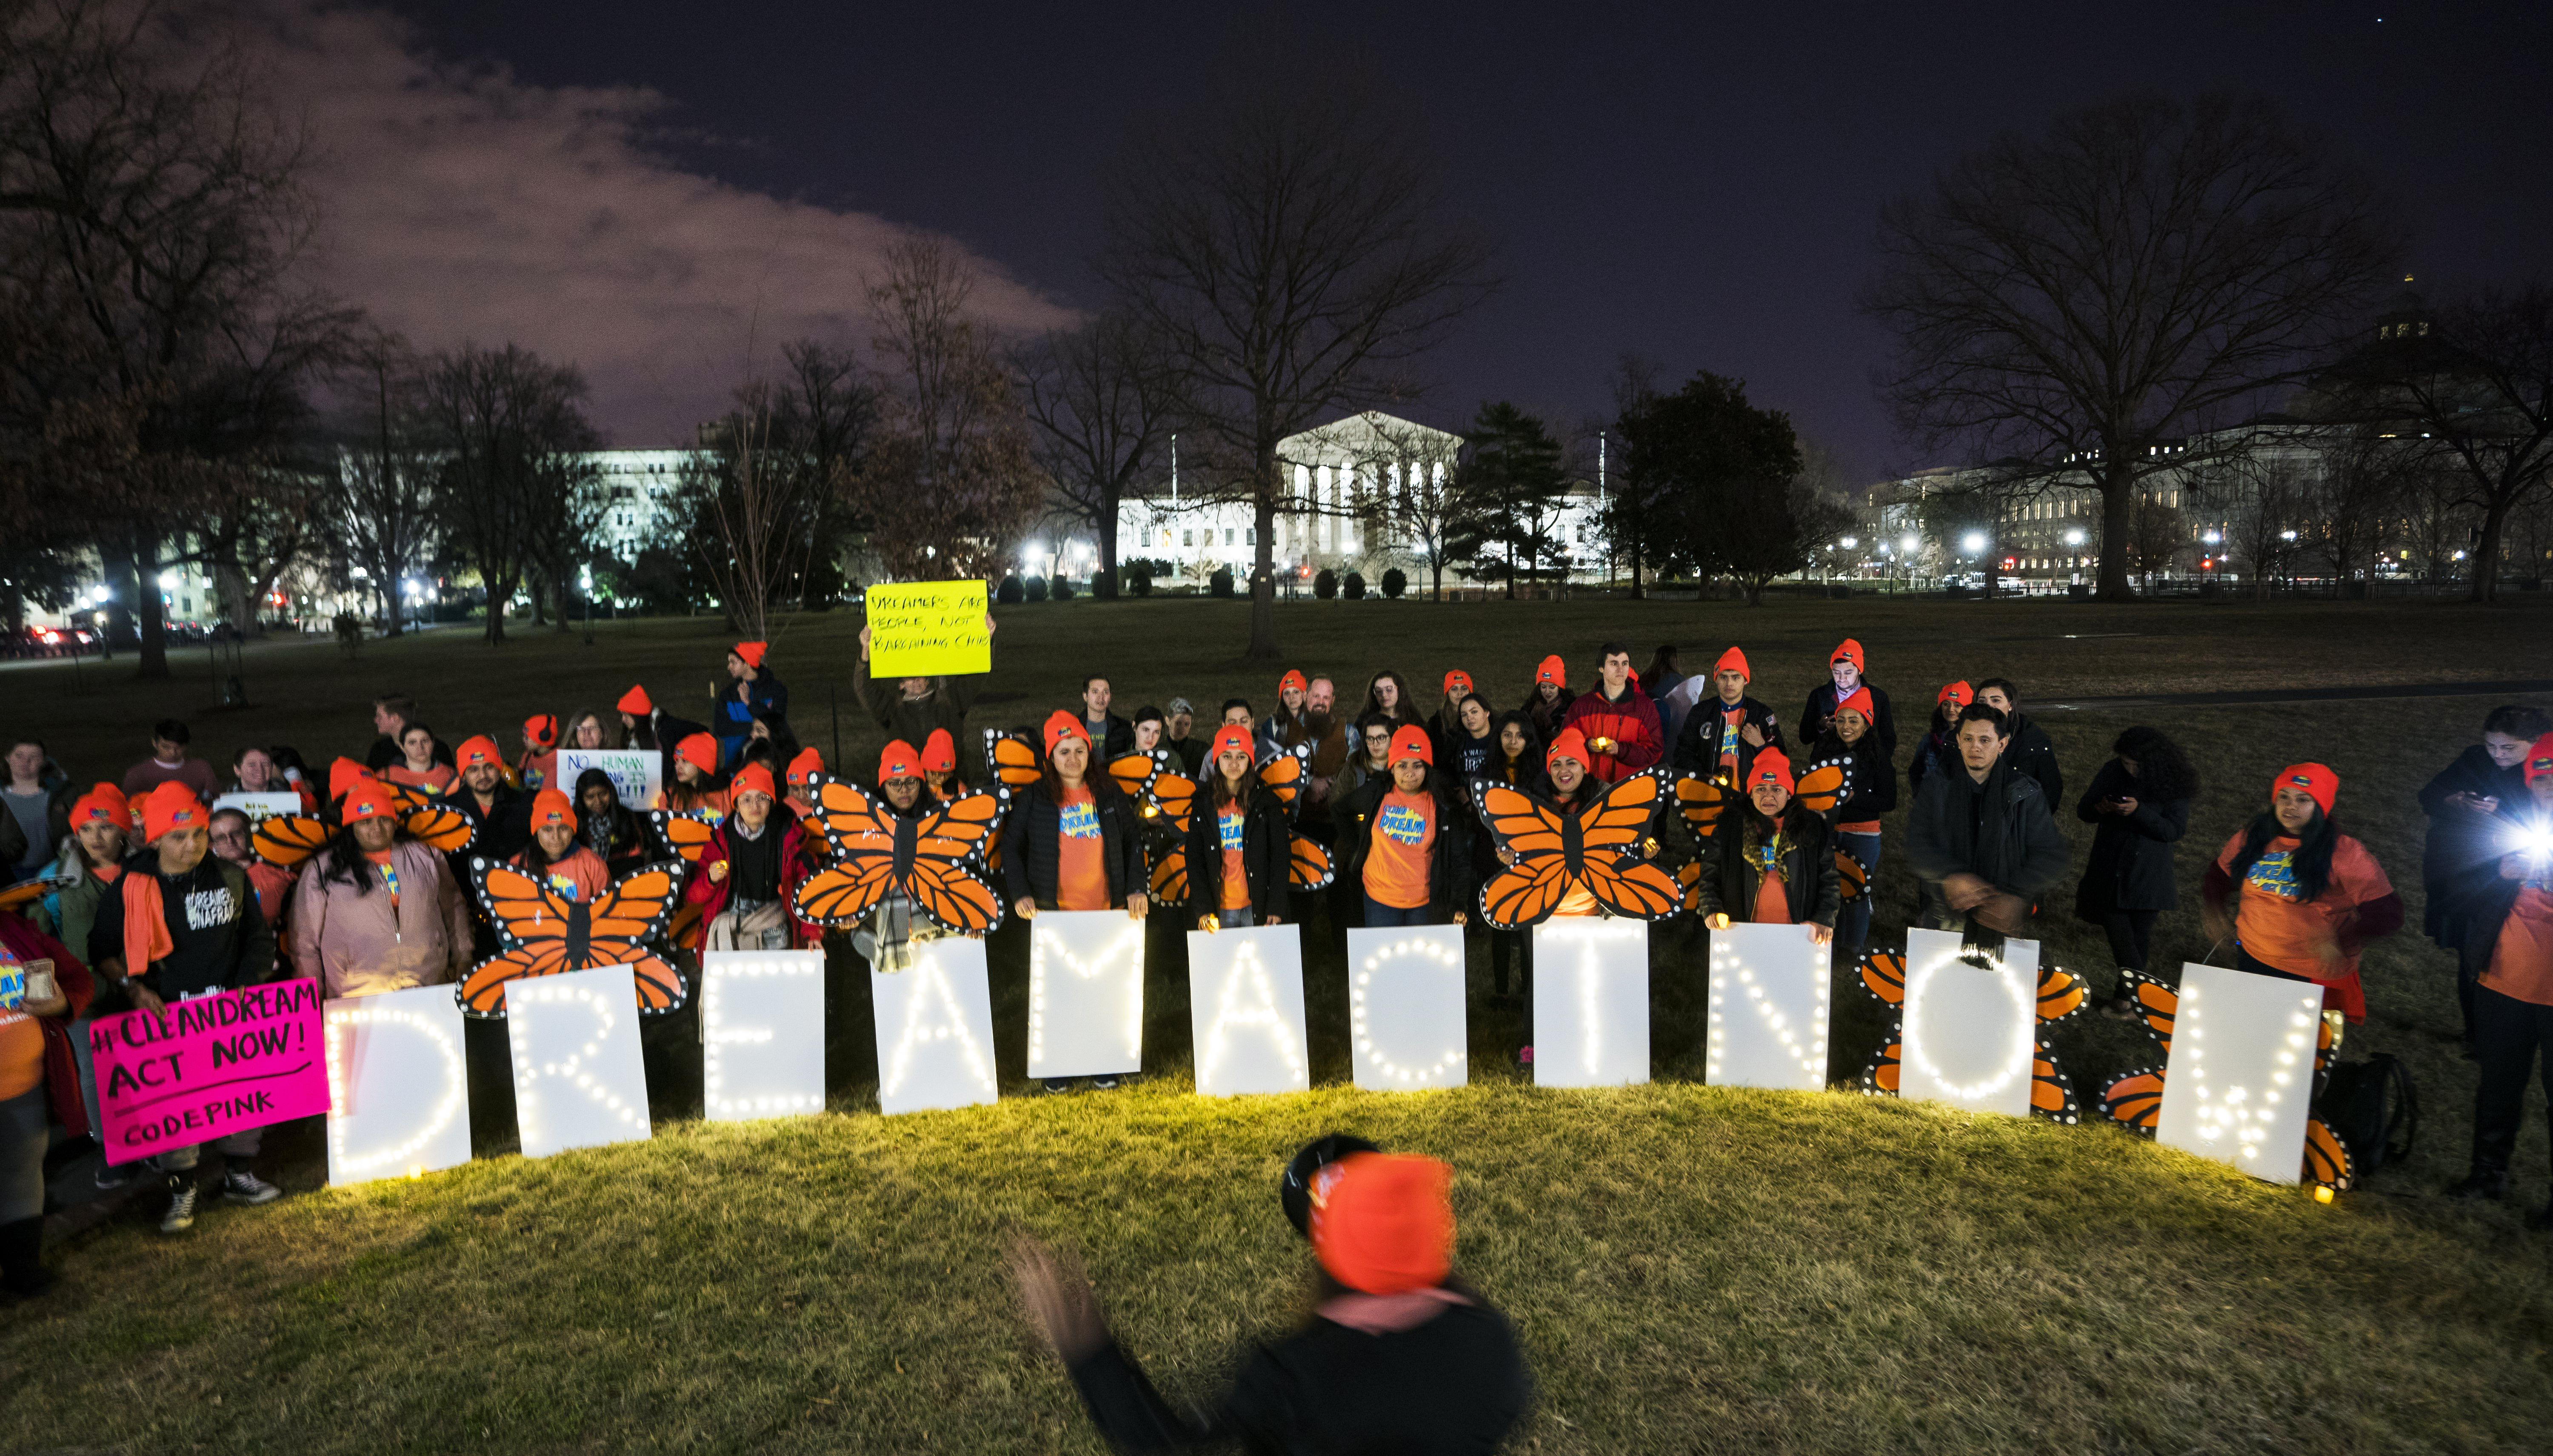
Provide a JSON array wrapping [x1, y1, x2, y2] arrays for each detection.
[[1676, 857, 1704, 914], [1108, 748, 1166, 803], [1834, 848, 1867, 904], [1674, 773, 1734, 836], [1858, 1033, 1903, 1097], [983, 730, 1042, 795], [402, 803, 477, 854], [803, 775, 898, 859], [902, 792, 1008, 934], [1142, 771, 1199, 833], [460, 858, 579, 1016], [2102, 1067, 2166, 1134], [1791, 758, 1853, 819], [1471, 779, 1573, 929], [378, 780, 433, 816], [650, 808, 719, 864], [791, 777, 900, 928], [251, 814, 332, 870], [2304, 1118, 2353, 1193], [1857, 948, 1907, 1008], [1254, 742, 1310, 816], [1288, 833, 1334, 891], [2119, 966, 2178, 1053], [0, 872, 71, 912], [1148, 840, 1190, 904], [580, 865, 689, 1012], [2030, 1050, 2080, 1124], [2036, 964, 2088, 1025], [1571, 772, 1680, 920]]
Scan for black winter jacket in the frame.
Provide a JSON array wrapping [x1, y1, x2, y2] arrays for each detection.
[[1336, 771, 1474, 921], [1802, 680, 1898, 755], [999, 784, 1147, 910], [1691, 810, 1842, 928], [2071, 759, 2190, 917], [1811, 731, 1897, 823], [1672, 694, 1785, 783], [1906, 722, 1957, 795], [2418, 744, 2530, 946], [1180, 790, 1294, 926], [1905, 758, 2070, 901], [2002, 709, 2064, 809]]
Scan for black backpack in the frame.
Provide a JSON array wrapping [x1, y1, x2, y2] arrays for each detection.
[[2315, 1054, 2418, 1179]]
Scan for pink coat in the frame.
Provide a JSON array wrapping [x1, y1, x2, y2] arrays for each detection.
[[289, 840, 474, 999]]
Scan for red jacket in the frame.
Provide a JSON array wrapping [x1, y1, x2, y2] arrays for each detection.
[[3, 912, 94, 1137], [681, 819, 821, 948], [1558, 685, 1665, 783]]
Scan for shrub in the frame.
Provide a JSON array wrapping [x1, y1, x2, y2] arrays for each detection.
[[1314, 568, 1338, 600], [1052, 574, 1077, 601], [1091, 566, 1117, 600], [996, 575, 1024, 605], [1025, 575, 1049, 603], [1128, 560, 1154, 597], [1209, 566, 1234, 598], [1344, 571, 1365, 600], [1381, 567, 1406, 599]]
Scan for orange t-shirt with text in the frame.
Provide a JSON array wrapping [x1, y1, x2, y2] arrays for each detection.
[[1218, 807, 1251, 910], [0, 945, 40, 1100], [1363, 791, 1437, 911], [2214, 831, 2393, 979], [1056, 786, 1110, 911], [2485, 884, 2553, 1007]]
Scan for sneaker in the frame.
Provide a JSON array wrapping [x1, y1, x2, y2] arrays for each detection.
[[2447, 1170, 2509, 1202], [159, 1182, 199, 1235], [221, 1170, 281, 1206], [1088, 1075, 1121, 1091], [94, 1161, 131, 1192], [1037, 1077, 1077, 1096]]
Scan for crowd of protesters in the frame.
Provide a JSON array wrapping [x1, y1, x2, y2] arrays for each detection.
[[4, 616, 2552, 1305]]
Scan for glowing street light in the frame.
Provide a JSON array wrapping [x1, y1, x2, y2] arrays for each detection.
[[2063, 528, 2086, 547], [1839, 536, 1858, 549], [2202, 530, 2222, 545], [1901, 534, 1919, 554], [1962, 532, 1987, 554]]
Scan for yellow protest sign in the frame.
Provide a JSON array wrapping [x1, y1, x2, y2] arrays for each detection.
[[866, 580, 993, 678]]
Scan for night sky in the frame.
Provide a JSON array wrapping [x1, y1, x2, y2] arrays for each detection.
[[319, 2, 2548, 480]]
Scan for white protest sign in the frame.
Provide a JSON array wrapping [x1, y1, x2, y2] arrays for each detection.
[[556, 748, 660, 814], [873, 936, 999, 1115], [1896, 928, 2039, 1118], [2156, 962, 2323, 1185], [1705, 922, 1831, 1093], [1348, 925, 1467, 1091], [508, 967, 652, 1158], [1188, 924, 1310, 1096], [214, 791, 304, 821], [702, 950, 827, 1122], [1531, 918, 1650, 1088], [323, 985, 473, 1186], [1027, 910, 1146, 1079]]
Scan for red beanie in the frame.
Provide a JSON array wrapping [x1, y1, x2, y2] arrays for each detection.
[[1545, 726, 1590, 771], [1834, 686, 1876, 723], [1042, 710, 1088, 758], [1749, 748, 1795, 795], [141, 782, 206, 844], [1714, 646, 1749, 679], [617, 684, 653, 716], [2273, 762, 2338, 817], [341, 780, 400, 824], [1535, 654, 1567, 687], [1279, 669, 1308, 695], [1208, 725, 1254, 765], [455, 734, 504, 768], [730, 763, 777, 802], [2527, 733, 2553, 785], [1307, 1153, 1455, 1296], [1937, 681, 1972, 710], [528, 789, 577, 829], [921, 728, 958, 774], [1831, 638, 1865, 672], [70, 783, 129, 829], [676, 733, 719, 776], [732, 641, 767, 669], [1389, 724, 1434, 766], [1442, 669, 1472, 698], [786, 747, 825, 788], [523, 713, 559, 749], [878, 740, 922, 782]]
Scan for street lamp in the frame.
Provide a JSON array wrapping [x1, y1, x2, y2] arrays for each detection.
[[2063, 528, 2086, 546], [1962, 531, 1987, 554]]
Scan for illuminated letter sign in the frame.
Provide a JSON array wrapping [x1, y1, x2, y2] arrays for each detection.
[[1347, 925, 1467, 1091], [1895, 928, 2038, 1117], [508, 967, 652, 1158], [1027, 911, 1146, 1079], [701, 950, 826, 1121], [324, 985, 473, 1186], [1705, 922, 1831, 1093], [1187, 925, 1310, 1096], [2155, 962, 2322, 1184], [873, 936, 999, 1115], [1531, 918, 1649, 1088]]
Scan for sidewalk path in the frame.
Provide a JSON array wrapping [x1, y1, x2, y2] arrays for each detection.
[[2040, 678, 2553, 713]]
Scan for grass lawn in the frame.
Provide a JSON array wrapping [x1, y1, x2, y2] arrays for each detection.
[[5, 593, 2553, 1453]]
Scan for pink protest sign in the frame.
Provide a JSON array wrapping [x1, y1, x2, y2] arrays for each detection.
[[90, 981, 328, 1164]]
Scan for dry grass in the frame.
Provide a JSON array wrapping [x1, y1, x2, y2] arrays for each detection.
[[3, 593, 2552, 1454]]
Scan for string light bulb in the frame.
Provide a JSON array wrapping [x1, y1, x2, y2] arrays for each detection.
[[1348, 933, 1466, 1088]]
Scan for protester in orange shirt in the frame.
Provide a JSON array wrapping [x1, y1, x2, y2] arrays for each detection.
[[510, 790, 610, 905], [1691, 749, 1839, 943], [517, 714, 560, 793], [383, 722, 457, 794], [1183, 726, 1291, 931], [657, 733, 730, 816], [999, 711, 1146, 922], [1337, 725, 1471, 929], [2201, 762, 2402, 1024], [2447, 734, 2553, 1222]]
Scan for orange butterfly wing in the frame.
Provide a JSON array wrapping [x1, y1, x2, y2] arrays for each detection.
[[1288, 834, 1334, 891], [1570, 774, 1678, 919], [2036, 965, 2087, 1023], [379, 781, 432, 815], [2031, 1052, 2079, 1123], [2304, 1118, 2353, 1192], [903, 792, 1008, 933], [1834, 849, 1867, 904], [462, 859, 686, 1016], [795, 859, 897, 928], [1675, 774, 1733, 834], [1255, 744, 1308, 813], [1108, 749, 1165, 801], [2119, 966, 2177, 1053], [2103, 1068, 2166, 1132], [654, 810, 718, 863], [1478, 855, 1571, 929], [1577, 854, 1682, 919], [0, 879, 50, 912], [402, 805, 476, 854], [1792, 759, 1851, 817], [983, 730, 1042, 792], [1858, 948, 1907, 1007], [1471, 780, 1573, 928], [252, 815, 332, 870], [1149, 843, 1189, 903], [1861, 1038, 1902, 1096], [1144, 771, 1197, 832]]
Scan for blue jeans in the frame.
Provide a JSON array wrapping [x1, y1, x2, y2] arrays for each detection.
[[1836, 831, 1881, 954], [1361, 897, 1436, 928]]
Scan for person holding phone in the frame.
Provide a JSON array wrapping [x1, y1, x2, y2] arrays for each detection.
[[2074, 728, 2199, 1016], [2446, 734, 2553, 1222], [2421, 705, 2552, 1051]]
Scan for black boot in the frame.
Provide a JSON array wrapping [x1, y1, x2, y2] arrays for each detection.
[[0, 1216, 53, 1297], [2447, 1168, 2510, 1202]]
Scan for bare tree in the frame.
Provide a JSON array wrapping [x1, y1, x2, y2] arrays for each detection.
[[2123, 486, 2186, 592], [327, 334, 438, 634], [1862, 92, 2400, 601], [1342, 415, 1467, 601], [1599, 353, 1670, 598], [2189, 437, 2316, 598], [2309, 425, 2412, 588], [2398, 449, 2474, 585], [1919, 465, 2044, 600], [1017, 312, 1179, 598], [414, 343, 599, 645], [687, 340, 875, 638], [851, 239, 1043, 582], [1098, 40, 1496, 657]]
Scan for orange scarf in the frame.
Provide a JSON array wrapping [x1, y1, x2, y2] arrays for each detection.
[[121, 874, 177, 982]]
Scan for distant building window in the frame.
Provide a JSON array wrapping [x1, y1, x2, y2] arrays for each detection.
[[1183, 530, 1194, 547], [1245, 528, 1255, 545], [1225, 528, 1235, 545]]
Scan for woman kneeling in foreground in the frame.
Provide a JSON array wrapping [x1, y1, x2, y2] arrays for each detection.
[[1009, 1141, 1531, 1452]]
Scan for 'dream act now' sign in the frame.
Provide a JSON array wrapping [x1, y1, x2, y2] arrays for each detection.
[[92, 982, 329, 1164], [865, 580, 991, 678]]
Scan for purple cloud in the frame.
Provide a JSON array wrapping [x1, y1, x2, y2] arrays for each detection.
[[243, 2, 1073, 443]]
